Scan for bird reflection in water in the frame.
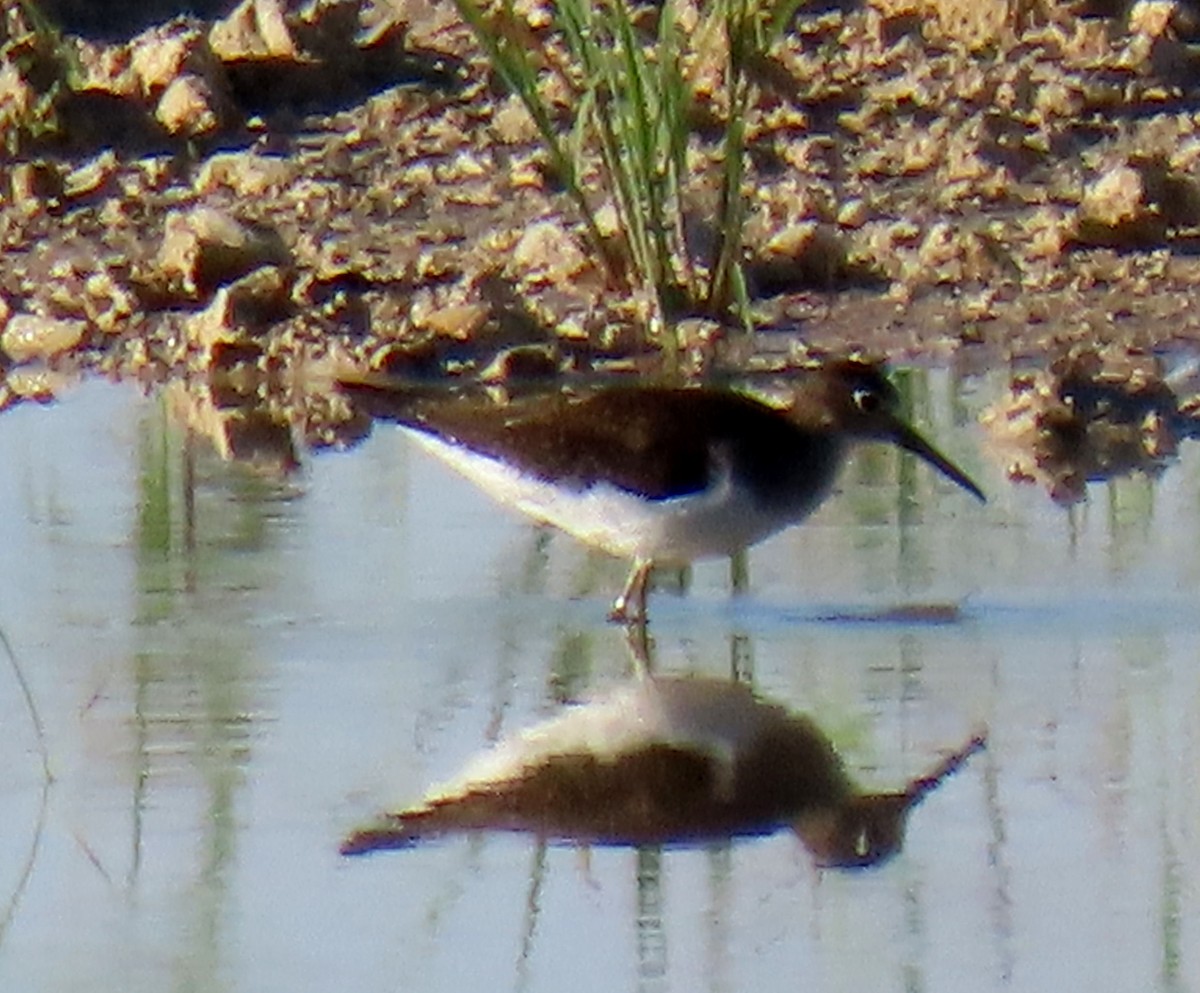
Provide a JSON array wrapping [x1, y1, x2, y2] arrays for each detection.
[[342, 675, 984, 869]]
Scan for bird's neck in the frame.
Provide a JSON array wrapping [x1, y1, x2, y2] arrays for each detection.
[[736, 431, 847, 517]]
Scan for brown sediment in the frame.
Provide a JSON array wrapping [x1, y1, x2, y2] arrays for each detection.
[[3, 0, 1200, 422]]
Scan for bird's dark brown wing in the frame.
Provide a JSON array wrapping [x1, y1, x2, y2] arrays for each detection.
[[340, 383, 812, 500]]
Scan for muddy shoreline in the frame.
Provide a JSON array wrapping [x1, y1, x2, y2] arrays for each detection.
[[2, 0, 1200, 415]]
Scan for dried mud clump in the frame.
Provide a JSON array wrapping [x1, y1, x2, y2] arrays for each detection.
[[981, 347, 1200, 503], [1071, 155, 1200, 249], [155, 206, 292, 299], [0, 312, 87, 364], [19, 0, 464, 151]]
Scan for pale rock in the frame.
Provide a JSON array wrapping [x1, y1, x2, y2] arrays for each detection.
[[1129, 0, 1177, 37], [184, 265, 291, 353], [1075, 164, 1166, 246], [210, 0, 300, 60], [195, 152, 293, 196], [512, 220, 588, 285], [84, 272, 137, 333], [1, 314, 87, 364], [158, 206, 291, 296], [130, 22, 208, 95], [416, 302, 490, 339], [72, 38, 138, 96], [479, 344, 560, 383], [156, 74, 222, 136], [7, 366, 73, 401], [836, 199, 869, 229], [63, 151, 120, 200]]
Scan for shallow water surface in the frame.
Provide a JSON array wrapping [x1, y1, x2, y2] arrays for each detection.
[[1, 372, 1198, 993]]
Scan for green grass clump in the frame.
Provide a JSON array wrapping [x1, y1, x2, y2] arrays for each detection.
[[455, 0, 804, 345], [1, 1, 80, 155]]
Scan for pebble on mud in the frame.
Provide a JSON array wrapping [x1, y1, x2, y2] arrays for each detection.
[[0, 62, 34, 132], [6, 365, 73, 402], [63, 152, 120, 200], [491, 96, 539, 144], [195, 152, 294, 196], [83, 272, 137, 334], [9, 161, 64, 213], [1128, 0, 1178, 38], [414, 301, 490, 340], [156, 73, 224, 136], [1074, 164, 1168, 248], [209, 0, 300, 60], [752, 223, 849, 289], [478, 344, 562, 383], [1, 313, 88, 364], [73, 38, 138, 96], [511, 220, 589, 287], [130, 22, 217, 96], [836, 199, 870, 230]]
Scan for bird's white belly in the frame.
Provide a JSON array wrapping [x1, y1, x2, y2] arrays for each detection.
[[407, 432, 818, 564]]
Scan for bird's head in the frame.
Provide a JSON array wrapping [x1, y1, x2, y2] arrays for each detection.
[[795, 792, 912, 869], [800, 359, 985, 503]]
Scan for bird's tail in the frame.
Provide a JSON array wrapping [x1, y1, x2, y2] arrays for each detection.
[[905, 731, 988, 807]]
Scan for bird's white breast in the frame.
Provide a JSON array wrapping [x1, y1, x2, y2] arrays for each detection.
[[405, 430, 826, 564]]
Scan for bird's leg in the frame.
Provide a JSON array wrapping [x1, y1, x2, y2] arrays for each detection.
[[623, 617, 654, 678], [574, 844, 601, 890], [608, 559, 653, 625], [617, 563, 656, 677]]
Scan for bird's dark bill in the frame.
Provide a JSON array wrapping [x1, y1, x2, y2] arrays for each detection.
[[894, 423, 986, 502]]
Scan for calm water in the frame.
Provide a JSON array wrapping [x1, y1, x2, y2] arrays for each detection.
[[1, 370, 1198, 993]]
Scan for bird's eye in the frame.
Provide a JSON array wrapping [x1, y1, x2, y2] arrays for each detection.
[[852, 387, 881, 413]]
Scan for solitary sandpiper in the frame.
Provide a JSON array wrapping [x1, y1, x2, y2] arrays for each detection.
[[340, 359, 985, 623]]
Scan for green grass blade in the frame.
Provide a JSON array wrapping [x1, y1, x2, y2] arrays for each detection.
[[457, 0, 768, 343]]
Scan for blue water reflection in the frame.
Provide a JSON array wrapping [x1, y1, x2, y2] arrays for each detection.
[[0, 372, 1197, 993]]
